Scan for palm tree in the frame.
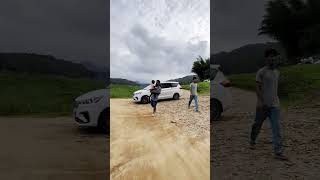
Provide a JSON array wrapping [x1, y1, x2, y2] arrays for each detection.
[[259, 0, 320, 61], [259, 0, 306, 60], [191, 56, 210, 81]]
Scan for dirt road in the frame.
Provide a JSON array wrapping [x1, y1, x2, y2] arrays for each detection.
[[0, 117, 107, 180], [110, 91, 210, 180], [212, 88, 320, 179]]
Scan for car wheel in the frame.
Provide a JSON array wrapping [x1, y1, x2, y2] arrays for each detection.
[[211, 99, 222, 121], [173, 93, 180, 100], [141, 95, 149, 104], [98, 108, 109, 134]]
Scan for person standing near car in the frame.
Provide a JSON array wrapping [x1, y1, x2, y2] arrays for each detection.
[[150, 80, 161, 116], [188, 77, 199, 112], [250, 49, 287, 160]]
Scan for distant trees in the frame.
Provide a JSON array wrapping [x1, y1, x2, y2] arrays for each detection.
[[191, 56, 210, 81], [259, 0, 320, 62]]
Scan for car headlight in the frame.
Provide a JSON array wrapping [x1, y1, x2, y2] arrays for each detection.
[[75, 96, 104, 106]]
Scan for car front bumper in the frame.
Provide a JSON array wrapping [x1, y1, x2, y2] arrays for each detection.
[[132, 94, 141, 102], [73, 107, 97, 127]]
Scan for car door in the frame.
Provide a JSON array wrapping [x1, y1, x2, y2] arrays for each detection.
[[169, 83, 178, 96], [159, 83, 170, 99]]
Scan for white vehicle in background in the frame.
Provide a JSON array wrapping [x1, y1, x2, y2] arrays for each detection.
[[300, 56, 320, 64], [133, 82, 182, 104], [73, 87, 109, 133], [210, 64, 232, 121]]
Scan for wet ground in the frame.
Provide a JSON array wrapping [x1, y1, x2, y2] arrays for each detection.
[[0, 117, 107, 180], [211, 88, 320, 179], [110, 95, 210, 180]]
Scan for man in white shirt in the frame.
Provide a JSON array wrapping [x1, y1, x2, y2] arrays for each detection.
[[188, 77, 199, 112], [250, 49, 287, 160]]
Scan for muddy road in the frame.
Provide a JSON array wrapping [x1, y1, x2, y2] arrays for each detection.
[[110, 95, 210, 180], [212, 88, 320, 179], [0, 117, 107, 180]]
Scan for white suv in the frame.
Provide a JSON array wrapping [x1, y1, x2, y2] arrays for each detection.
[[133, 82, 182, 103], [210, 64, 232, 121], [73, 87, 109, 133]]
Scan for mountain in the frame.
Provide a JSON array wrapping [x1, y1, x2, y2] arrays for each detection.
[[211, 42, 285, 74], [110, 78, 139, 85], [168, 75, 199, 85], [0, 53, 106, 80]]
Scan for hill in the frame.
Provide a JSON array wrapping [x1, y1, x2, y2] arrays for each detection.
[[110, 78, 139, 86], [168, 75, 199, 85], [211, 42, 285, 74], [0, 71, 104, 116], [0, 53, 106, 80]]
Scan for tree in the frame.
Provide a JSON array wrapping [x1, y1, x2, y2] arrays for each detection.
[[259, 0, 320, 62], [191, 56, 210, 81]]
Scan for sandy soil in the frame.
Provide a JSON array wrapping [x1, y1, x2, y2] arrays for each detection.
[[211, 88, 320, 179], [110, 90, 210, 180], [0, 117, 108, 180]]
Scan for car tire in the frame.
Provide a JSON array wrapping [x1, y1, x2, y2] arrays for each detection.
[[173, 93, 180, 100], [98, 108, 109, 134], [211, 99, 222, 121], [141, 95, 149, 104]]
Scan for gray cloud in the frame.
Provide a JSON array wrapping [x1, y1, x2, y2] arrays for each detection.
[[0, 0, 108, 70], [111, 0, 209, 83], [211, 0, 273, 53]]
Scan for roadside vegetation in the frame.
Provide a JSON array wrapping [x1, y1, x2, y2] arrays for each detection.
[[229, 64, 320, 106], [181, 82, 210, 96], [110, 84, 140, 98], [0, 71, 104, 116]]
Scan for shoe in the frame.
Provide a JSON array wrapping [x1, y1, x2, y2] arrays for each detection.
[[274, 153, 288, 161]]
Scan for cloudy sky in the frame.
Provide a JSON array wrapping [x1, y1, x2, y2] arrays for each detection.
[[0, 0, 108, 71], [212, 0, 272, 53], [111, 0, 210, 83]]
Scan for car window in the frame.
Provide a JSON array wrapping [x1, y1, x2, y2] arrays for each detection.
[[171, 83, 178, 87], [215, 71, 227, 83], [160, 83, 171, 88]]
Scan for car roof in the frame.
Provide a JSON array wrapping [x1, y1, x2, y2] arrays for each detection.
[[210, 64, 221, 69]]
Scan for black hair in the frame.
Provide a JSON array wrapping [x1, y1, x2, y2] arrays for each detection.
[[151, 80, 155, 84], [155, 80, 160, 86], [265, 48, 279, 58]]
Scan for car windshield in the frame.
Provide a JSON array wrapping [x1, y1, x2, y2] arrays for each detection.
[[210, 69, 218, 80], [143, 85, 151, 90]]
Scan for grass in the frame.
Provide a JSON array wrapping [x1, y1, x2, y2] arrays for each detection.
[[0, 71, 104, 116], [228, 64, 320, 107], [181, 82, 210, 96], [110, 84, 140, 98]]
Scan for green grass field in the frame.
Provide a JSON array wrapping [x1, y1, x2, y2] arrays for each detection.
[[228, 64, 320, 106], [0, 71, 104, 116], [110, 84, 140, 98], [181, 82, 210, 96]]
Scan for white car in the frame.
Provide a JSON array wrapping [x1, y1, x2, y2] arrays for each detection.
[[133, 82, 182, 103], [300, 56, 320, 64], [210, 64, 232, 121], [73, 87, 109, 133]]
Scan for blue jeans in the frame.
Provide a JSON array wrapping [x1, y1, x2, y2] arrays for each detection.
[[250, 107, 283, 154], [150, 100, 157, 108], [188, 95, 199, 112]]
